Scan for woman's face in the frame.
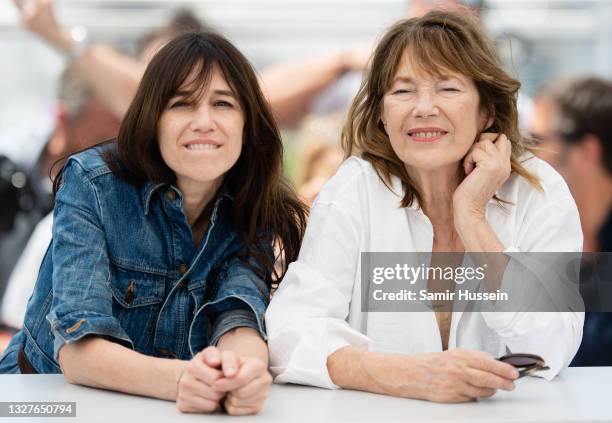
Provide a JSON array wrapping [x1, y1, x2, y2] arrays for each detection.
[[381, 52, 490, 171], [158, 65, 244, 190]]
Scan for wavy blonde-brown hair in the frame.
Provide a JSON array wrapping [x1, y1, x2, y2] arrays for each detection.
[[342, 10, 540, 208]]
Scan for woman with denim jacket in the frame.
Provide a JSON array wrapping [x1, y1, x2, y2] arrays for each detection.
[[0, 32, 307, 415]]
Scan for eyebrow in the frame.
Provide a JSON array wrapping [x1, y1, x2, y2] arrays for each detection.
[[213, 89, 236, 98], [173, 89, 236, 98], [437, 75, 464, 84], [391, 76, 415, 85], [391, 75, 464, 85]]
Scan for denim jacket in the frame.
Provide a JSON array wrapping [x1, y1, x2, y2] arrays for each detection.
[[0, 145, 269, 373]]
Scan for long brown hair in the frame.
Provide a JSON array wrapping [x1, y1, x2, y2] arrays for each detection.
[[66, 32, 307, 285], [342, 10, 540, 208]]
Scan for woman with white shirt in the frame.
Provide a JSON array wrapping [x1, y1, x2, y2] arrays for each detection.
[[265, 10, 583, 403]]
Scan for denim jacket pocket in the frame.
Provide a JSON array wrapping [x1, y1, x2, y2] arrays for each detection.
[[110, 267, 165, 308], [110, 266, 166, 350]]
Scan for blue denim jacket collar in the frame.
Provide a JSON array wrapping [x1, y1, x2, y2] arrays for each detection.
[[141, 181, 166, 215], [141, 181, 233, 216]]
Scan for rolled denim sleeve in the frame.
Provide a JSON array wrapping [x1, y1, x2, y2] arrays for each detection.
[[189, 255, 269, 354], [209, 308, 261, 346], [46, 159, 132, 361]]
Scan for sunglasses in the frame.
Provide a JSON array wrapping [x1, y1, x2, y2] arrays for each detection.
[[497, 353, 550, 378]]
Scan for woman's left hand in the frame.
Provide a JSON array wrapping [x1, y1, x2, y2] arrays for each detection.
[[453, 133, 512, 223], [211, 351, 273, 415]]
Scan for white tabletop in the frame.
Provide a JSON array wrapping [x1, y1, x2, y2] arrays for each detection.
[[0, 368, 610, 423]]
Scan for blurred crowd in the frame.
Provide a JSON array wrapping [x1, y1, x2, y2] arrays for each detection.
[[0, 0, 610, 365]]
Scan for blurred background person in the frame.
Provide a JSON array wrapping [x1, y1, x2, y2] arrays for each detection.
[[0, 63, 119, 351], [11, 1, 207, 121], [530, 76, 612, 366], [10, 0, 370, 128], [529, 77, 575, 169], [295, 114, 345, 206], [530, 77, 611, 254]]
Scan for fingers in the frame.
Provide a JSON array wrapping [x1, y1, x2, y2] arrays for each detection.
[[478, 132, 501, 144], [230, 372, 273, 400], [225, 388, 269, 409], [201, 346, 221, 369], [463, 132, 512, 178], [463, 149, 475, 175], [177, 349, 228, 414], [179, 367, 223, 398], [184, 352, 222, 385], [213, 357, 266, 392], [454, 394, 475, 403], [223, 372, 272, 415], [179, 371, 225, 402], [464, 133, 498, 174], [221, 350, 239, 378], [462, 382, 497, 399], [481, 358, 519, 381], [458, 349, 519, 381], [465, 367, 516, 391], [176, 378, 223, 412], [463, 147, 488, 175], [479, 133, 511, 156], [430, 391, 474, 404], [496, 134, 512, 157], [176, 393, 219, 414], [187, 353, 271, 416], [177, 373, 222, 413], [224, 399, 264, 416]]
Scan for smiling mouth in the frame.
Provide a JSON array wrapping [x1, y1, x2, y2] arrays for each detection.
[[184, 143, 221, 151], [407, 130, 448, 142]]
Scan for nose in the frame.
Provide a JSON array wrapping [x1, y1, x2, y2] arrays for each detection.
[[189, 103, 216, 133], [412, 90, 439, 119]]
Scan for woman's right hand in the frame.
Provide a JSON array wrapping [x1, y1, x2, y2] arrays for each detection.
[[176, 347, 225, 413], [374, 348, 519, 403]]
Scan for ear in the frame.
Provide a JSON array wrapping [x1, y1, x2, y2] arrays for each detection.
[[46, 104, 69, 157], [47, 126, 68, 157], [580, 134, 603, 166], [479, 110, 494, 131]]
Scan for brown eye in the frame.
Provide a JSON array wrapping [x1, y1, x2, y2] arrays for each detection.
[[169, 100, 189, 109], [214, 100, 234, 108]]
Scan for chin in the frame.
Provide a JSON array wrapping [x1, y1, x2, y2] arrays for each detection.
[[401, 154, 462, 172], [179, 169, 226, 185], [196, 173, 226, 184]]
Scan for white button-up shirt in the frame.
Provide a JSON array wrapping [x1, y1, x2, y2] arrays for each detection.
[[266, 155, 584, 389]]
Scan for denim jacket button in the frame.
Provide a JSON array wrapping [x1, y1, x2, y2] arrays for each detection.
[[125, 281, 135, 305], [165, 190, 176, 202], [179, 263, 188, 275], [179, 279, 188, 288]]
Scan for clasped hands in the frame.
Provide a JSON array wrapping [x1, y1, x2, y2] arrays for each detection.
[[176, 346, 272, 415]]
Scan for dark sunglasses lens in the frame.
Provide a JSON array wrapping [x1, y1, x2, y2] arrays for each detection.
[[498, 354, 545, 368], [500, 355, 541, 367]]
